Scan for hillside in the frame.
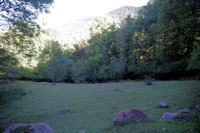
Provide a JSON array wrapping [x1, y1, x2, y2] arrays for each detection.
[[45, 6, 142, 44]]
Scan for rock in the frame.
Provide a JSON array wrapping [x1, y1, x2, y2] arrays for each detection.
[[195, 105, 200, 110], [160, 112, 179, 120], [159, 101, 169, 108], [113, 108, 151, 125], [176, 113, 193, 119], [160, 111, 193, 120], [160, 105, 200, 121], [3, 123, 54, 133], [177, 108, 190, 113]]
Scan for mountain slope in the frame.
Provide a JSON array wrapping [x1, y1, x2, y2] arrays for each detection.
[[106, 6, 142, 24], [47, 6, 142, 44]]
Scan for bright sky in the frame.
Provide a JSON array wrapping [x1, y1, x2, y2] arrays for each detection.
[[38, 0, 149, 28]]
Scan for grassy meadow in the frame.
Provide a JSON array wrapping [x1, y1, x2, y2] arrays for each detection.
[[0, 80, 200, 133]]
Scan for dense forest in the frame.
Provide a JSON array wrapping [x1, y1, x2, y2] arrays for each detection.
[[1, 0, 200, 83]]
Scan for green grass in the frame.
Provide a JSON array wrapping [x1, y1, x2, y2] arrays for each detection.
[[0, 80, 200, 133]]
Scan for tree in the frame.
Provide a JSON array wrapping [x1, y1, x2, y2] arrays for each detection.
[[87, 18, 118, 82], [153, 0, 200, 77], [187, 44, 200, 70], [0, 21, 40, 67], [0, 48, 18, 79], [0, 0, 54, 31], [116, 15, 136, 78], [70, 41, 88, 83], [37, 40, 71, 84]]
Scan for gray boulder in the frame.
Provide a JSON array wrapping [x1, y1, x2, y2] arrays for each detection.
[[3, 123, 53, 133], [159, 101, 169, 108], [160, 112, 179, 120], [177, 108, 190, 113], [161, 110, 193, 120], [160, 105, 200, 121], [176, 113, 193, 119]]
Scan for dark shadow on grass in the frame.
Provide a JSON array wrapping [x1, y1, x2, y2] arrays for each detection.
[[59, 109, 75, 114]]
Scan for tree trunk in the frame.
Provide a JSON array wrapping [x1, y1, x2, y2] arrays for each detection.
[[51, 63, 56, 85]]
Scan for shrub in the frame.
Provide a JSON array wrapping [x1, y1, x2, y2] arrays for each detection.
[[0, 82, 26, 105], [71, 63, 87, 83]]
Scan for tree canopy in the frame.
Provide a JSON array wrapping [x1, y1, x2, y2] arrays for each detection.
[[0, 0, 54, 31]]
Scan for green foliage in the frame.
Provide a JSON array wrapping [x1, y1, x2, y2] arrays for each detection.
[[99, 0, 199, 80], [0, 82, 26, 105], [37, 40, 71, 84], [71, 63, 87, 83], [97, 64, 116, 81], [0, 48, 19, 79], [65, 0, 200, 81], [0, 21, 40, 71], [0, 0, 54, 31], [0, 21, 41, 80], [17, 67, 43, 81], [86, 19, 118, 82], [0, 21, 39, 57], [188, 45, 200, 70]]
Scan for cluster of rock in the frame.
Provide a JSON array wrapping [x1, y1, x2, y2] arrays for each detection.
[[160, 105, 200, 121], [113, 102, 200, 125], [3, 102, 200, 132], [3, 123, 53, 133], [3, 109, 151, 132]]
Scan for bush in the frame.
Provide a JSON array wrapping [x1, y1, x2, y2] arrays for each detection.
[[71, 63, 87, 83], [97, 64, 116, 82], [188, 44, 200, 70], [0, 82, 26, 105]]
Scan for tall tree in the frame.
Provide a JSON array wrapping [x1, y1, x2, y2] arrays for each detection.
[[155, 0, 200, 74], [116, 15, 136, 78], [37, 40, 71, 85], [87, 18, 118, 81]]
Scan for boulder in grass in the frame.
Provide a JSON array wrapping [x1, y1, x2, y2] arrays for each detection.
[[176, 113, 193, 119], [160, 112, 179, 120], [159, 101, 169, 108], [3, 123, 53, 133], [113, 108, 151, 125], [160, 111, 193, 120], [177, 108, 190, 113]]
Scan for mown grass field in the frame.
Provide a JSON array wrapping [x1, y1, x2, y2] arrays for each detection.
[[0, 80, 200, 133]]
